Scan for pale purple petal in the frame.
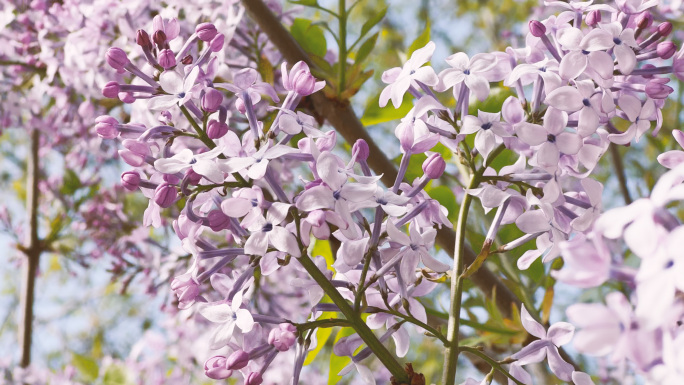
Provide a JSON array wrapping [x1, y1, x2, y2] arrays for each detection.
[[521, 305, 547, 339]]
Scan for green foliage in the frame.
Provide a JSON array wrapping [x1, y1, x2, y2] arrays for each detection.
[[72, 353, 99, 382], [360, 93, 413, 126], [407, 21, 430, 57], [103, 364, 133, 385], [290, 18, 328, 57]]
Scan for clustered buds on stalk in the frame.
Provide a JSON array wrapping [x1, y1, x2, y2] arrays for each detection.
[[97, 1, 684, 384]]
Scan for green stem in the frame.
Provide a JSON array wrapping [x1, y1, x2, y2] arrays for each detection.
[[297, 318, 351, 331], [296, 254, 408, 382], [441, 174, 479, 385], [459, 346, 525, 385], [338, 0, 347, 97], [443, 145, 505, 385]]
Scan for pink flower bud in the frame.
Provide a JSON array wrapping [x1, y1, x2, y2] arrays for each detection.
[[158, 49, 176, 69], [246, 372, 263, 385], [101, 81, 120, 98], [154, 183, 177, 208], [106, 47, 129, 71], [196, 23, 218, 42], [121, 171, 140, 191], [422, 153, 446, 179], [657, 41, 677, 59], [118, 92, 135, 104], [352, 139, 370, 161], [201, 88, 223, 112], [185, 169, 203, 185], [95, 115, 119, 139], [163, 173, 181, 184], [528, 20, 546, 38], [204, 356, 233, 380], [658, 22, 673, 37], [636, 11, 653, 29], [208, 210, 231, 231], [292, 70, 318, 96], [640, 64, 656, 79], [645, 79, 674, 99], [225, 350, 250, 370], [268, 324, 297, 351], [585, 10, 601, 27], [210, 33, 225, 52], [207, 119, 229, 139], [279, 323, 297, 333]]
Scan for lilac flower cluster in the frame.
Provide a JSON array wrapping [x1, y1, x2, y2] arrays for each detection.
[[98, 0, 684, 383]]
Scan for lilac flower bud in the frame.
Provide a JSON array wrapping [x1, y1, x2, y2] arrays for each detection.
[[225, 350, 250, 370], [118, 92, 135, 104], [657, 41, 677, 59], [585, 10, 601, 27], [106, 47, 129, 71], [185, 169, 202, 185], [658, 22, 673, 37], [422, 153, 446, 179], [528, 20, 546, 37], [246, 372, 263, 385], [645, 79, 674, 99], [158, 110, 173, 124], [154, 183, 177, 208], [196, 23, 218, 42], [210, 33, 225, 52], [292, 69, 318, 96], [268, 324, 297, 351], [170, 274, 200, 306], [164, 173, 181, 184], [640, 64, 656, 78], [636, 11, 653, 29], [201, 88, 223, 112], [95, 115, 119, 139], [152, 15, 164, 33], [153, 30, 167, 48], [204, 356, 232, 380], [158, 49, 176, 69], [208, 210, 231, 231], [101, 81, 119, 98], [136, 29, 152, 48], [352, 139, 370, 161], [279, 323, 297, 333], [207, 119, 229, 139], [121, 171, 140, 191]]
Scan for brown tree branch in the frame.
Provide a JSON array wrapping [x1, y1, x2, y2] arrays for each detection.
[[240, 0, 520, 318], [19, 128, 41, 368]]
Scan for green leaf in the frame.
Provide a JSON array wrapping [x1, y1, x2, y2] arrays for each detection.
[[407, 21, 431, 57], [103, 364, 132, 385], [72, 353, 99, 382], [360, 93, 413, 126], [359, 7, 387, 41], [291, 18, 327, 57], [402, 152, 428, 184], [354, 33, 378, 65], [312, 239, 334, 269], [289, 0, 319, 5], [61, 169, 81, 195]]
